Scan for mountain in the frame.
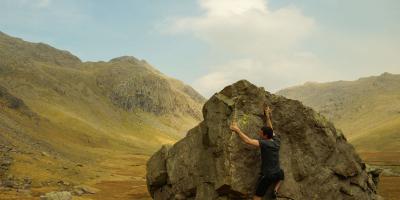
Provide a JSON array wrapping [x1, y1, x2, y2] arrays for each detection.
[[277, 73, 400, 153], [147, 80, 381, 200], [0, 31, 204, 198]]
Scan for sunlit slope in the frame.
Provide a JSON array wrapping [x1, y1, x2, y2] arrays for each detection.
[[277, 73, 400, 152], [0, 31, 204, 186], [0, 31, 204, 143]]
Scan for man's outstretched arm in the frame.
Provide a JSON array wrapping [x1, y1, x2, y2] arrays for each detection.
[[264, 106, 273, 130], [230, 122, 259, 147]]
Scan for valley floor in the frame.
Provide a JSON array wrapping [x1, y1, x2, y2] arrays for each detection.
[[379, 176, 400, 200], [360, 152, 400, 200], [0, 154, 151, 200], [89, 154, 151, 200], [1, 151, 399, 200]]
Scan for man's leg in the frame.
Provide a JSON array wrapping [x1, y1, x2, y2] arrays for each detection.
[[254, 175, 269, 199], [274, 169, 285, 195], [274, 180, 281, 193]]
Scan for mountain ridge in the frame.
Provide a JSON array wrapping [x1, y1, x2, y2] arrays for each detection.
[[0, 31, 204, 120], [277, 72, 400, 153]]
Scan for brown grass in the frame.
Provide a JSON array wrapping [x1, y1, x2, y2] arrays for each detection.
[[89, 154, 151, 200], [359, 152, 400, 165], [359, 151, 400, 199], [0, 154, 151, 200], [378, 176, 400, 200]]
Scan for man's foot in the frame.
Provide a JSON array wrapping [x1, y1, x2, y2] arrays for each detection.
[[271, 190, 278, 199], [272, 189, 280, 199]]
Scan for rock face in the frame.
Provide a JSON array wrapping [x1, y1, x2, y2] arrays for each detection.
[[0, 144, 12, 181], [146, 80, 382, 200], [0, 86, 37, 118], [94, 57, 205, 119]]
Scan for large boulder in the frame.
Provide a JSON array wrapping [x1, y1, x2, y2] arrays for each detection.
[[146, 80, 382, 200]]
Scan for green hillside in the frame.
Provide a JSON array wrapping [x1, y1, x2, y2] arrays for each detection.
[[0, 31, 204, 198], [277, 73, 400, 153]]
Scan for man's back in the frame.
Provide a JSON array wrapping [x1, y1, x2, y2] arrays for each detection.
[[259, 135, 281, 176]]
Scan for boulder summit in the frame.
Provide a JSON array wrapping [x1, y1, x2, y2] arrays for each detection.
[[146, 80, 381, 200]]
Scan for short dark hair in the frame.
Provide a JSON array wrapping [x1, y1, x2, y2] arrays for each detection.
[[261, 126, 274, 139]]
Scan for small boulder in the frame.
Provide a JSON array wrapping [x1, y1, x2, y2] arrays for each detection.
[[41, 152, 49, 157], [40, 191, 72, 200], [3, 179, 14, 188], [73, 185, 99, 195]]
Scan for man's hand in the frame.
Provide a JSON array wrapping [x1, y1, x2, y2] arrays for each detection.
[[230, 121, 259, 147], [264, 106, 272, 116], [264, 105, 274, 130], [230, 122, 241, 133]]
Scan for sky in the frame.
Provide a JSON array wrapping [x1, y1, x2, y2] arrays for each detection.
[[1, 0, 399, 97]]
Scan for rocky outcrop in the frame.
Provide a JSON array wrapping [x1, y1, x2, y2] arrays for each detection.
[[146, 80, 382, 200], [0, 143, 33, 190], [94, 59, 205, 120], [0, 144, 13, 185], [0, 86, 37, 118]]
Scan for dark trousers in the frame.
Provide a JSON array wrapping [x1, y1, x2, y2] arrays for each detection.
[[255, 169, 284, 197]]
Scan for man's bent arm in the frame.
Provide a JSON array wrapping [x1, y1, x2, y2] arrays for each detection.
[[236, 130, 259, 147]]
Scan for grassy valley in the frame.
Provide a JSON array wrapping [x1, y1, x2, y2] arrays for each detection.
[[0, 31, 204, 199]]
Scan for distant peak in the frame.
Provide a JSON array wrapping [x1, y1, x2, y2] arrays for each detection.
[[304, 81, 319, 85], [381, 72, 393, 76], [109, 56, 140, 63], [0, 31, 12, 38]]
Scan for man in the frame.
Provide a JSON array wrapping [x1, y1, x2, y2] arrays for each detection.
[[230, 106, 284, 200]]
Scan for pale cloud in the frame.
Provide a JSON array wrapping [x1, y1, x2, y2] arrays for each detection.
[[12, 0, 52, 8], [37, 0, 51, 8], [316, 31, 400, 78], [199, 0, 267, 16], [166, 0, 317, 96], [169, 0, 314, 55], [193, 53, 330, 97]]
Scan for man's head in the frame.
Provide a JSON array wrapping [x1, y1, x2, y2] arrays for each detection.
[[259, 126, 273, 139]]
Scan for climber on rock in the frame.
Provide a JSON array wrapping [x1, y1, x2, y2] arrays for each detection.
[[230, 105, 284, 200]]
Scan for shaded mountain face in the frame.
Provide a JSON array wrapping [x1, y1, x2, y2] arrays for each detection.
[[0, 31, 204, 188], [0, 85, 34, 115], [147, 80, 381, 200], [277, 73, 400, 152], [93, 57, 204, 119]]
